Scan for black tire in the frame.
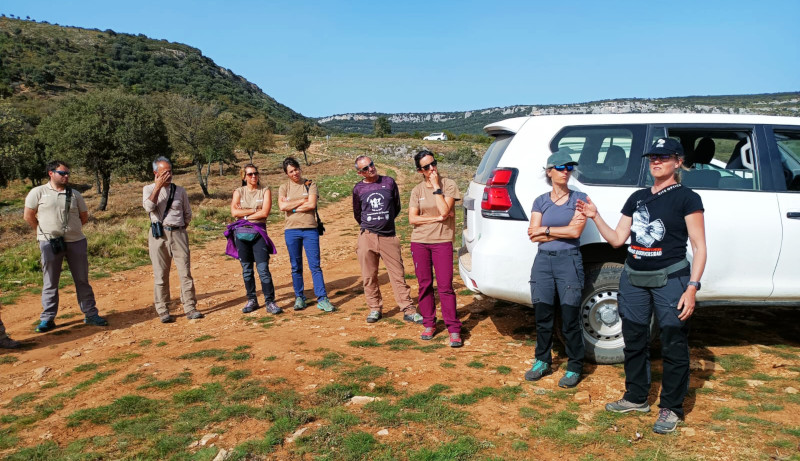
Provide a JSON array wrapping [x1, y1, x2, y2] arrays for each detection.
[[580, 263, 626, 364]]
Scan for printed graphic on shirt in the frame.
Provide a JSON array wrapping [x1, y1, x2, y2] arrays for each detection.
[[629, 204, 666, 258], [365, 192, 391, 222]]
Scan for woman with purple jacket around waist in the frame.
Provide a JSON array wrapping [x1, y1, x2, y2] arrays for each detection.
[[525, 149, 588, 389], [229, 163, 281, 315]]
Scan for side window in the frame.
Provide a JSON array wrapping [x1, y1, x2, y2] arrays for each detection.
[[551, 125, 646, 186], [774, 130, 800, 192], [473, 134, 513, 185]]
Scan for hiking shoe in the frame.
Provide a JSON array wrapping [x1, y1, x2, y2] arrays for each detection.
[[449, 332, 463, 348], [420, 327, 435, 340], [265, 302, 283, 315], [293, 297, 307, 311], [558, 371, 581, 388], [242, 299, 260, 313], [653, 408, 681, 434], [403, 312, 424, 324], [524, 360, 552, 381], [84, 314, 108, 327], [366, 310, 382, 323], [317, 297, 335, 312], [186, 310, 205, 320], [160, 314, 175, 324], [605, 398, 651, 413], [35, 320, 56, 333], [0, 336, 20, 349]]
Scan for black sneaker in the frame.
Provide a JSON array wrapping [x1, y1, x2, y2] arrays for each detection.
[[524, 360, 552, 381], [160, 314, 174, 324], [0, 336, 20, 349], [186, 310, 204, 320], [242, 299, 260, 313]]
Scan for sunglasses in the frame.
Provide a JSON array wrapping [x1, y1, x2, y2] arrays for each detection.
[[419, 160, 437, 171], [358, 161, 374, 173], [552, 165, 574, 172], [246, 172, 259, 177], [52, 170, 70, 176], [647, 154, 676, 162]]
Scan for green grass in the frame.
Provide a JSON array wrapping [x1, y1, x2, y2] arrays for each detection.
[[5, 392, 38, 407], [193, 334, 215, 342], [107, 352, 142, 364], [343, 365, 387, 382], [718, 354, 756, 372], [416, 344, 446, 353], [67, 395, 162, 426], [121, 373, 143, 384], [73, 362, 99, 373], [308, 352, 345, 369], [136, 372, 192, 390], [495, 366, 512, 375], [348, 337, 382, 348], [466, 361, 486, 369], [226, 369, 252, 381], [441, 362, 456, 369], [384, 338, 416, 350], [0, 356, 19, 365], [450, 386, 523, 406], [208, 366, 229, 376], [408, 436, 482, 460], [155, 341, 167, 347], [138, 339, 153, 347]]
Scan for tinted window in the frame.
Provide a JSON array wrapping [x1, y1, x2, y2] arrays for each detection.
[[551, 125, 646, 186], [473, 134, 513, 184], [775, 130, 800, 191]]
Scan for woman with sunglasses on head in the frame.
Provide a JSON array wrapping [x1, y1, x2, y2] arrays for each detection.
[[576, 138, 707, 435], [408, 150, 462, 347], [524, 149, 588, 389], [229, 164, 281, 315], [278, 157, 335, 312]]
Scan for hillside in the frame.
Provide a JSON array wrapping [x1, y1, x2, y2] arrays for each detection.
[[0, 16, 307, 128], [317, 92, 800, 135]]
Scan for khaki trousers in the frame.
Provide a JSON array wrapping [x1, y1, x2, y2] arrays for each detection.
[[148, 228, 197, 316], [356, 230, 414, 313]]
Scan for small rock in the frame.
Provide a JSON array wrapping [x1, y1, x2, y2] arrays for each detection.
[[32, 366, 51, 380], [574, 425, 589, 433], [680, 427, 696, 437], [347, 396, 381, 406], [39, 432, 53, 440], [745, 379, 765, 387], [339, 333, 348, 336], [574, 391, 591, 402], [60, 350, 81, 359], [295, 366, 305, 372], [284, 427, 308, 443], [400, 382, 408, 386], [305, 384, 318, 390], [376, 429, 389, 436], [187, 441, 200, 448], [212, 448, 228, 461], [199, 433, 219, 446], [784, 387, 798, 394], [702, 381, 715, 389], [534, 388, 549, 395], [368, 382, 376, 390]]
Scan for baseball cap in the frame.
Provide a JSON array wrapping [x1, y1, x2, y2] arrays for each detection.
[[645, 138, 684, 157], [546, 148, 579, 168]]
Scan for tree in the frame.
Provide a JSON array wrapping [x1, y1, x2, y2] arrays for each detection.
[[16, 134, 47, 187], [0, 104, 27, 187], [38, 90, 170, 210], [198, 112, 241, 186], [239, 117, 275, 163], [287, 121, 312, 165], [373, 116, 391, 138], [160, 94, 217, 197]]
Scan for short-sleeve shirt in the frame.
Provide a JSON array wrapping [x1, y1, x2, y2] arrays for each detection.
[[279, 179, 318, 230], [236, 185, 270, 224], [531, 190, 587, 251], [621, 185, 704, 271], [142, 183, 192, 227], [25, 184, 88, 242], [409, 177, 461, 243]]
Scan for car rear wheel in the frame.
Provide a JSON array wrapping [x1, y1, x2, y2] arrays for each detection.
[[580, 263, 626, 364]]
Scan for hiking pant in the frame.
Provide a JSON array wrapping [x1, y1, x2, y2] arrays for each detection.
[[148, 228, 197, 316], [39, 238, 99, 322], [236, 233, 276, 303], [357, 230, 414, 313], [411, 241, 460, 334]]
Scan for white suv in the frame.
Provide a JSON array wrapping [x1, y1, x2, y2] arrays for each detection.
[[459, 114, 800, 363], [423, 132, 448, 141]]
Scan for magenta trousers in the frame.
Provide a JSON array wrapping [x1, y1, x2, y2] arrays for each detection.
[[411, 241, 461, 333]]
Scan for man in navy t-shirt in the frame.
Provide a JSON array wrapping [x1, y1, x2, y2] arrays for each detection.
[[352, 156, 421, 324]]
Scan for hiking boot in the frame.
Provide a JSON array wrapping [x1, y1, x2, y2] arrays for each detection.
[[420, 326, 435, 340], [265, 302, 283, 315], [35, 320, 56, 333], [186, 310, 205, 320], [0, 336, 20, 349], [366, 310, 382, 323], [317, 297, 335, 312], [84, 314, 108, 327], [558, 371, 581, 388], [293, 297, 307, 311], [524, 360, 552, 381], [653, 408, 681, 434], [449, 332, 463, 348], [242, 299, 260, 313], [403, 312, 424, 324], [160, 314, 175, 324], [605, 398, 651, 413]]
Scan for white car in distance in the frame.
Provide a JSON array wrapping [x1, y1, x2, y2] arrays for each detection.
[[423, 132, 448, 141]]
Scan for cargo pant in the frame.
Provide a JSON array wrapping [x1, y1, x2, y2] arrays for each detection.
[[529, 248, 585, 374], [39, 238, 99, 322], [148, 227, 197, 317], [357, 230, 414, 314]]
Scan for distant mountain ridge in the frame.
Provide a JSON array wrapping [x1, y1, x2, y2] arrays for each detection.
[[0, 16, 307, 128], [317, 92, 800, 135]]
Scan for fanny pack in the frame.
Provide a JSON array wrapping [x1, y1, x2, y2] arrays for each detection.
[[624, 259, 689, 288], [235, 225, 259, 242]]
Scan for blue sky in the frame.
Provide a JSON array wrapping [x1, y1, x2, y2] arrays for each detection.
[[3, 0, 799, 117]]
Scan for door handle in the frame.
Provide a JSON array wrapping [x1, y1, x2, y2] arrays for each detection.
[[788, 212, 800, 219]]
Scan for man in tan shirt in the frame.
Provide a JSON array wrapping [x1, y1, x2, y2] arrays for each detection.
[[23, 160, 108, 333], [143, 157, 203, 323]]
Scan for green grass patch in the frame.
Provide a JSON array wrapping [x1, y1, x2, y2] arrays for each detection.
[[138, 339, 153, 347], [264, 355, 277, 361], [308, 352, 345, 369], [343, 365, 387, 382], [348, 336, 382, 348], [155, 341, 167, 347], [385, 338, 416, 350], [227, 369, 252, 381], [137, 371, 192, 390], [466, 360, 485, 369], [5, 392, 38, 408], [441, 362, 456, 369], [408, 436, 482, 460], [385, 318, 405, 326], [208, 365, 229, 376], [316, 383, 362, 406], [416, 343, 446, 353], [718, 354, 756, 372], [172, 382, 225, 405], [73, 362, 99, 373], [0, 356, 19, 365], [723, 377, 747, 388], [495, 366, 512, 375], [450, 386, 522, 405], [121, 372, 144, 384], [67, 395, 162, 426], [107, 352, 142, 364], [193, 334, 215, 342]]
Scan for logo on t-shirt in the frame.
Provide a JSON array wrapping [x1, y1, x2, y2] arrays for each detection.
[[630, 204, 664, 257], [365, 192, 390, 222]]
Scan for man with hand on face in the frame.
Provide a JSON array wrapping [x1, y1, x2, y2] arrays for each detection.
[[23, 160, 108, 333], [143, 157, 203, 323]]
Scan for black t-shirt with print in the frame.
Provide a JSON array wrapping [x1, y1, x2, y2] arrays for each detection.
[[621, 185, 704, 272]]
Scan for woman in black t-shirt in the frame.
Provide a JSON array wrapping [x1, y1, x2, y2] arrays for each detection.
[[577, 138, 707, 435]]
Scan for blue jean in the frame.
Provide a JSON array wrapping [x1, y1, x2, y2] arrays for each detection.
[[284, 228, 327, 299], [235, 234, 275, 303]]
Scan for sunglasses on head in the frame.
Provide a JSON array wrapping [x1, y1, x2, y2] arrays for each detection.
[[246, 172, 259, 177], [552, 164, 574, 172], [419, 160, 437, 171], [358, 161, 374, 173], [647, 154, 676, 162], [52, 170, 70, 176]]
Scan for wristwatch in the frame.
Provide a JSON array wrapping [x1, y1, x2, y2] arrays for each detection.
[[545, 227, 550, 236], [687, 281, 701, 291], [433, 189, 443, 195]]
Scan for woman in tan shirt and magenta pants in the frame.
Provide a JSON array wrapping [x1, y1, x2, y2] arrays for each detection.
[[409, 150, 462, 347]]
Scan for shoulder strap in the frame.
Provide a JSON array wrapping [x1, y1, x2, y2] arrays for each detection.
[[638, 183, 681, 208], [61, 188, 73, 234], [161, 184, 176, 222]]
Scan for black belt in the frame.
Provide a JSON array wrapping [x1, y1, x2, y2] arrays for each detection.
[[164, 225, 185, 231], [537, 248, 580, 256]]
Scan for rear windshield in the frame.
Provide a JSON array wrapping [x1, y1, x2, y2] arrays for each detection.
[[473, 134, 514, 184]]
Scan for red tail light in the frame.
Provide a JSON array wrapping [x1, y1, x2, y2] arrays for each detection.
[[486, 169, 512, 186], [482, 168, 515, 212]]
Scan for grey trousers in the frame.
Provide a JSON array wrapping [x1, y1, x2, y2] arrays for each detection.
[[0, 314, 6, 339], [148, 228, 197, 316], [39, 238, 99, 322]]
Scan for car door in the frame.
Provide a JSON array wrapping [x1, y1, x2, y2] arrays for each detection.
[[766, 126, 800, 300], [660, 125, 781, 301]]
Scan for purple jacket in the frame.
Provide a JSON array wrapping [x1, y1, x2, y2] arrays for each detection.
[[224, 220, 277, 259]]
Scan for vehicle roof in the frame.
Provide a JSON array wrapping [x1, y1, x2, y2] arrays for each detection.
[[483, 113, 800, 135]]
